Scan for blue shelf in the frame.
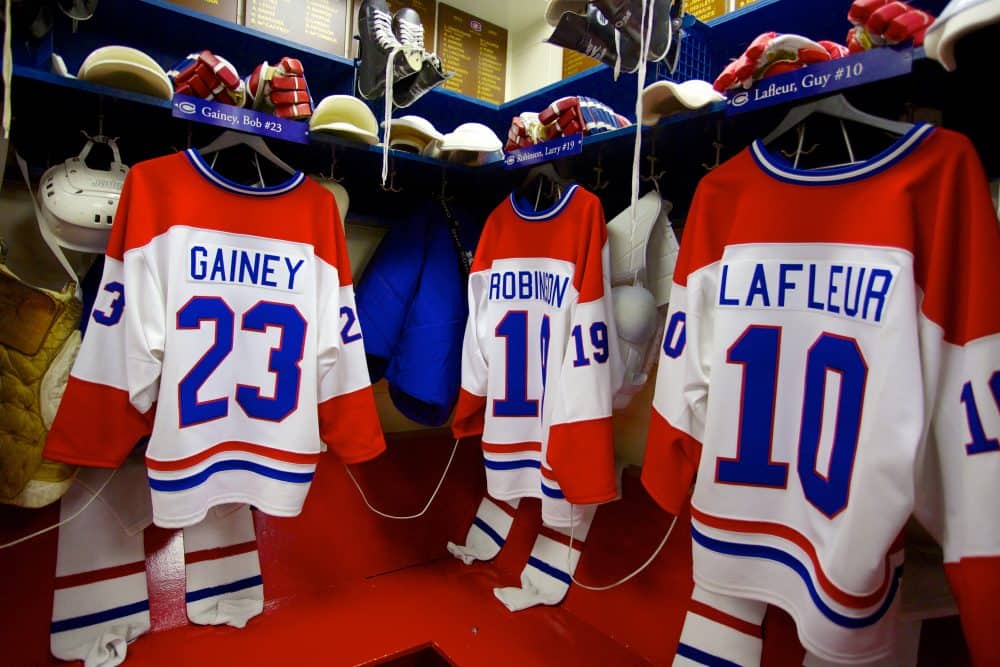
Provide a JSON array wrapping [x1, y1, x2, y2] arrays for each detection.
[[13, 64, 173, 109], [8, 0, 949, 183]]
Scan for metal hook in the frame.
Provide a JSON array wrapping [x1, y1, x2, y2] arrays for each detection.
[[591, 147, 609, 192], [438, 167, 452, 202], [779, 125, 819, 160], [380, 157, 402, 192], [97, 96, 105, 138], [701, 121, 724, 171], [327, 145, 344, 183], [641, 153, 666, 192]]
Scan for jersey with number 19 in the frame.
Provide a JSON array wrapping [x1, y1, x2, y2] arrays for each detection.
[[451, 185, 622, 528], [43, 149, 386, 528], [643, 125, 1000, 664]]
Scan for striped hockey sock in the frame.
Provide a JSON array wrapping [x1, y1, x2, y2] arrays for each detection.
[[674, 584, 766, 667], [182, 505, 263, 628], [50, 469, 151, 667], [493, 505, 596, 612], [447, 496, 519, 564]]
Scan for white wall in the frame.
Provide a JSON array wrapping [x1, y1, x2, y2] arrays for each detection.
[[505, 18, 562, 102]]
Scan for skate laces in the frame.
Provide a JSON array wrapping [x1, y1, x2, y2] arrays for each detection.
[[397, 19, 425, 50], [373, 9, 399, 50]]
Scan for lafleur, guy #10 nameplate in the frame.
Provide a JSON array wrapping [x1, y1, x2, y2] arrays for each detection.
[[172, 95, 309, 144], [725, 48, 913, 116]]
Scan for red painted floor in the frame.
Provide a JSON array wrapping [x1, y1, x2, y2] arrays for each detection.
[[0, 432, 970, 666]]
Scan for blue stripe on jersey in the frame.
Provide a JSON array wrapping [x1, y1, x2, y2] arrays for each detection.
[[185, 149, 305, 197], [185, 575, 264, 603], [483, 459, 542, 471], [675, 642, 741, 667], [540, 483, 565, 499], [472, 517, 505, 548], [148, 461, 314, 492], [510, 184, 579, 222], [691, 526, 902, 628], [51, 599, 150, 633], [527, 556, 571, 585], [750, 123, 933, 186]]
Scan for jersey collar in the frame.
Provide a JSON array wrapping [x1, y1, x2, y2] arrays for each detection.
[[185, 149, 305, 197], [750, 122, 934, 186], [510, 183, 579, 221]]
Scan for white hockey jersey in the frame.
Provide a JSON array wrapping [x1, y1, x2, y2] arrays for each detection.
[[44, 150, 386, 528], [642, 125, 1000, 664], [452, 184, 622, 527]]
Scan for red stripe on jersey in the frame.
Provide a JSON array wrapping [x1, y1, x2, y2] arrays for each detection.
[[481, 441, 542, 453], [185, 540, 258, 565], [546, 417, 616, 504], [673, 130, 1000, 343], [146, 442, 320, 470], [451, 389, 487, 439], [105, 153, 345, 276], [687, 599, 763, 638], [44, 377, 153, 468], [470, 187, 608, 304], [641, 410, 701, 515], [319, 386, 386, 463], [690, 506, 896, 610], [54, 561, 147, 590], [945, 556, 1000, 666]]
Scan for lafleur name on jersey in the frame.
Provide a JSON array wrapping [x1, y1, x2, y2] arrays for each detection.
[[189, 244, 306, 292], [488, 269, 572, 308], [718, 259, 897, 324]]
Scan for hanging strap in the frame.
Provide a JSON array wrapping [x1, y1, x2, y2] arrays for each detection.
[[438, 197, 471, 279], [2, 0, 13, 141], [15, 151, 82, 299]]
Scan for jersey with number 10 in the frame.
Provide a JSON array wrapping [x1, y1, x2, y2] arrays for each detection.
[[643, 125, 1000, 664], [43, 150, 386, 528], [452, 185, 622, 527]]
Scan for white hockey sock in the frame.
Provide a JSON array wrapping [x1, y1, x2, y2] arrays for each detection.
[[182, 505, 263, 629], [447, 496, 519, 564], [50, 469, 151, 667], [493, 507, 595, 612], [673, 585, 766, 667]]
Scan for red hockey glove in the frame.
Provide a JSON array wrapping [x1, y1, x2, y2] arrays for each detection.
[[713, 32, 834, 92], [846, 0, 934, 52], [246, 57, 313, 120], [538, 96, 585, 138], [168, 50, 246, 106]]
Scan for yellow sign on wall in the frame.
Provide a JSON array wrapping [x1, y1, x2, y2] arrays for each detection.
[[685, 0, 726, 22]]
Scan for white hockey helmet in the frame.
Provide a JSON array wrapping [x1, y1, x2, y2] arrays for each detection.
[[37, 135, 128, 254], [381, 115, 444, 153], [924, 0, 1000, 71], [310, 95, 379, 145], [77, 45, 173, 100], [440, 123, 504, 166]]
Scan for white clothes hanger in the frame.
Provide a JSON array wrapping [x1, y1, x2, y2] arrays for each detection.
[[196, 130, 296, 175], [763, 93, 914, 146]]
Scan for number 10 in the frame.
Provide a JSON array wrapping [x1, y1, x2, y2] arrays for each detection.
[[717, 326, 867, 518]]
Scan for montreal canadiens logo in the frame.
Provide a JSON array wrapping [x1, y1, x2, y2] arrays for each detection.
[[177, 100, 198, 114], [731, 92, 749, 107]]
